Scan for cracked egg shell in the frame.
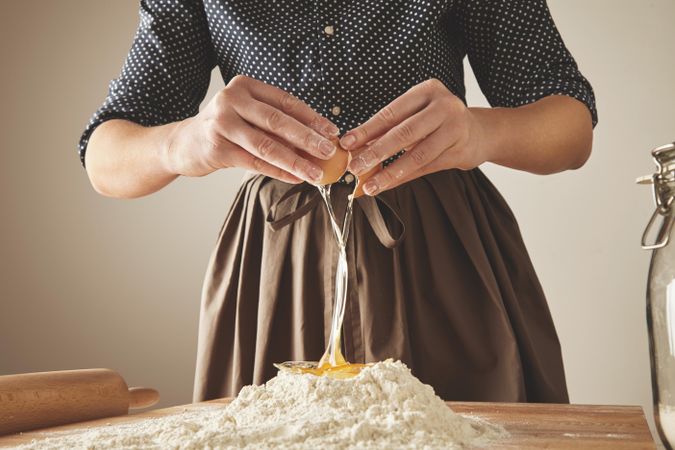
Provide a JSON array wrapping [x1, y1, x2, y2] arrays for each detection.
[[303, 137, 350, 186], [352, 165, 378, 198]]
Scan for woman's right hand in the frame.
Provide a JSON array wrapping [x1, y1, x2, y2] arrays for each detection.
[[163, 75, 340, 184]]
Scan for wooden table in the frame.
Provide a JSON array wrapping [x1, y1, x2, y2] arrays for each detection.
[[0, 399, 656, 449]]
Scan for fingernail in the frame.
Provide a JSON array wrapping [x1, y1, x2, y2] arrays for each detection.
[[324, 123, 340, 136], [308, 164, 323, 182], [349, 156, 365, 174], [348, 151, 375, 174], [363, 179, 379, 196], [340, 133, 356, 149], [319, 139, 336, 157]]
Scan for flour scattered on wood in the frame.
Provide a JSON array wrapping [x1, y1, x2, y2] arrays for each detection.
[[18, 360, 506, 449]]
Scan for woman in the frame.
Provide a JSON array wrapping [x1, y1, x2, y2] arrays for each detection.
[[81, 0, 596, 403]]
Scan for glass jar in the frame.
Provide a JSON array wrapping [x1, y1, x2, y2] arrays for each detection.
[[639, 142, 675, 449]]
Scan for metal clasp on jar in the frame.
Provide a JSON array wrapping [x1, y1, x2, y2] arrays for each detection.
[[638, 142, 675, 250]]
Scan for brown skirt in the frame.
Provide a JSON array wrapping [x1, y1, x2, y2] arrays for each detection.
[[193, 168, 568, 403]]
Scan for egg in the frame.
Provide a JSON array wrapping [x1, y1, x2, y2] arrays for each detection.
[[303, 137, 350, 185], [301, 137, 379, 195]]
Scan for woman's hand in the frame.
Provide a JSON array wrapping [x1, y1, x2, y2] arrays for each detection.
[[86, 77, 591, 199], [164, 75, 340, 184], [339, 78, 487, 196]]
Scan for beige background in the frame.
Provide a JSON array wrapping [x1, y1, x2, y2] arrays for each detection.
[[1, 0, 674, 439]]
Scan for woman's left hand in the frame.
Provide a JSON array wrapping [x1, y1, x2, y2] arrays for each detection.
[[340, 78, 488, 196]]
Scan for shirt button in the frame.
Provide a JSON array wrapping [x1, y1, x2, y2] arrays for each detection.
[[344, 173, 355, 183], [331, 105, 341, 116], [324, 25, 334, 36]]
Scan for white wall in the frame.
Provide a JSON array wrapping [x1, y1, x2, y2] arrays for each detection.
[[1, 0, 673, 442]]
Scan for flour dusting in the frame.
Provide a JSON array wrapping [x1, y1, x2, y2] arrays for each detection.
[[17, 360, 506, 449]]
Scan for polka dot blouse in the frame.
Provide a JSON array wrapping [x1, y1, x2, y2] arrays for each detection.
[[79, 0, 597, 168]]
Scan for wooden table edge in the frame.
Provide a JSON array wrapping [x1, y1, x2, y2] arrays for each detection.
[[0, 400, 656, 448]]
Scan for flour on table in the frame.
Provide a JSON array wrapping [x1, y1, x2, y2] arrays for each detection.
[[17, 360, 507, 449]]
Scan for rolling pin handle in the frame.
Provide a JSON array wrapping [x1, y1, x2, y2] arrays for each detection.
[[128, 387, 159, 410]]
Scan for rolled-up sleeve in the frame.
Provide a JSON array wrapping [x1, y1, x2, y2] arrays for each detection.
[[455, 0, 598, 126], [78, 0, 216, 166]]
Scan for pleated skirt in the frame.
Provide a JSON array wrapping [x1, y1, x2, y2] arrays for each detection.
[[193, 168, 568, 403]]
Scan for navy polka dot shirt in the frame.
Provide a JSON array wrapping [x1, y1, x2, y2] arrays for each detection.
[[79, 0, 597, 168]]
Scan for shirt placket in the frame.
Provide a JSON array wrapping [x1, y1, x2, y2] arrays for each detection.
[[315, 1, 339, 118], [317, 3, 355, 186]]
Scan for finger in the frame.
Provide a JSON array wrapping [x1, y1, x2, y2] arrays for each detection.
[[222, 118, 323, 183], [359, 130, 448, 196], [347, 108, 441, 176], [223, 144, 303, 184], [339, 80, 436, 150], [246, 78, 340, 138], [235, 99, 337, 160]]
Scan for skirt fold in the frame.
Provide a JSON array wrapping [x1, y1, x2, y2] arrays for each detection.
[[193, 169, 568, 403]]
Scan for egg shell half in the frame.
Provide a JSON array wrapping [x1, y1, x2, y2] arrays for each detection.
[[303, 137, 350, 185]]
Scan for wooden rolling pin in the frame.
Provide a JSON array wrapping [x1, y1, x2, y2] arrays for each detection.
[[0, 369, 159, 436]]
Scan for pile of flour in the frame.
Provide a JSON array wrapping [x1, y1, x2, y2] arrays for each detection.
[[18, 360, 506, 449]]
